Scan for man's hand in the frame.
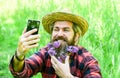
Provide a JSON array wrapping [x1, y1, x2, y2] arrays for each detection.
[[51, 55, 74, 78], [17, 28, 40, 59]]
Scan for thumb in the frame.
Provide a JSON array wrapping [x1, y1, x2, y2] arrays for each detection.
[[65, 56, 69, 64], [22, 27, 27, 34]]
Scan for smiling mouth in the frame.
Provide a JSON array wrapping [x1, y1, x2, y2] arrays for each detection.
[[55, 39, 66, 42]]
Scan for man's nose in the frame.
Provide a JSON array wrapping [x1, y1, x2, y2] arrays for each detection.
[[57, 30, 64, 37]]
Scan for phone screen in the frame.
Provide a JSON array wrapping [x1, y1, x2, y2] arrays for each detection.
[[26, 20, 40, 34]]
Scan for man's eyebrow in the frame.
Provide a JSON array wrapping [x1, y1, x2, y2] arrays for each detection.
[[64, 27, 70, 29], [54, 26, 71, 29], [54, 26, 59, 28]]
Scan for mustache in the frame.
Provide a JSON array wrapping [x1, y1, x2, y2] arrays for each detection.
[[52, 35, 68, 42]]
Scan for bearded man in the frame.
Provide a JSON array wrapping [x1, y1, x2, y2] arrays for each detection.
[[9, 10, 102, 78]]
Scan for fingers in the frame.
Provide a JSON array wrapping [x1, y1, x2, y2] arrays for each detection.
[[51, 56, 59, 68], [20, 34, 40, 42], [17, 28, 40, 55], [22, 27, 27, 34], [51, 56, 59, 64], [65, 56, 69, 64], [24, 43, 39, 50], [25, 39, 40, 45], [23, 28, 38, 37], [19, 34, 40, 49], [20, 34, 40, 46], [51, 55, 70, 65], [51, 57, 56, 66], [22, 40, 39, 48], [51, 57, 56, 69]]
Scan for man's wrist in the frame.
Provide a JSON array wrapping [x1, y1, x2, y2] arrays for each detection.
[[15, 51, 25, 61]]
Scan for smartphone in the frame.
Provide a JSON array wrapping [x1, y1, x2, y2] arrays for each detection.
[[26, 20, 40, 35]]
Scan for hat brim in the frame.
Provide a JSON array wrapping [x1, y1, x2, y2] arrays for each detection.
[[42, 12, 88, 36]]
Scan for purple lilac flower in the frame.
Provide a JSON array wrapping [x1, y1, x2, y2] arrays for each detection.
[[58, 55, 66, 63], [47, 41, 79, 63], [66, 46, 73, 52], [72, 46, 79, 52], [67, 46, 79, 53], [47, 41, 61, 56], [48, 47, 56, 56], [60, 55, 66, 61], [53, 41, 61, 48], [58, 57, 62, 62], [47, 43, 53, 49]]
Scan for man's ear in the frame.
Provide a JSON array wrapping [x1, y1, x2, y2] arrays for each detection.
[[75, 33, 80, 41], [74, 33, 80, 45]]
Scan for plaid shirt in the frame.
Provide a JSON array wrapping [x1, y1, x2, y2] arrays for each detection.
[[9, 46, 102, 78]]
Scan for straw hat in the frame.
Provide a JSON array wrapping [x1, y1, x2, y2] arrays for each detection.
[[42, 10, 88, 36]]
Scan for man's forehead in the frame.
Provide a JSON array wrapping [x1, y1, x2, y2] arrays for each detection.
[[53, 21, 73, 28]]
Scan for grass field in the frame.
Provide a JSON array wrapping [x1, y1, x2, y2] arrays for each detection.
[[0, 0, 120, 78]]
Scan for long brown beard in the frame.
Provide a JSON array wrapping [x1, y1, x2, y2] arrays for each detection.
[[55, 40, 68, 57]]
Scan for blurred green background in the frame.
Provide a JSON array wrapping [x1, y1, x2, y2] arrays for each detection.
[[0, 0, 120, 78]]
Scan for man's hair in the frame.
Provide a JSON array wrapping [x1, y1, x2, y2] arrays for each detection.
[[72, 23, 82, 37], [50, 23, 54, 34]]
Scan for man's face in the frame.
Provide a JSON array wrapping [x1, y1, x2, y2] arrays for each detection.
[[51, 21, 75, 45]]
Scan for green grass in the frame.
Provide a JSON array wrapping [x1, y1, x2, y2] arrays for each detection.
[[0, 0, 120, 78]]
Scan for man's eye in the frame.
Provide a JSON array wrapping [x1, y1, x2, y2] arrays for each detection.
[[53, 28, 59, 31], [64, 29, 69, 31]]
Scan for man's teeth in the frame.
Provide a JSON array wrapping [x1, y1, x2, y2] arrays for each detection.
[[58, 40, 64, 42]]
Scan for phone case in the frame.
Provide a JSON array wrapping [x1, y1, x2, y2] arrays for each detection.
[[26, 20, 40, 34]]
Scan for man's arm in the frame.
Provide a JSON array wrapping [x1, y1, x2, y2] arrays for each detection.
[[83, 52, 102, 78], [12, 28, 40, 72], [9, 50, 45, 78], [9, 28, 40, 74], [13, 50, 25, 72]]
